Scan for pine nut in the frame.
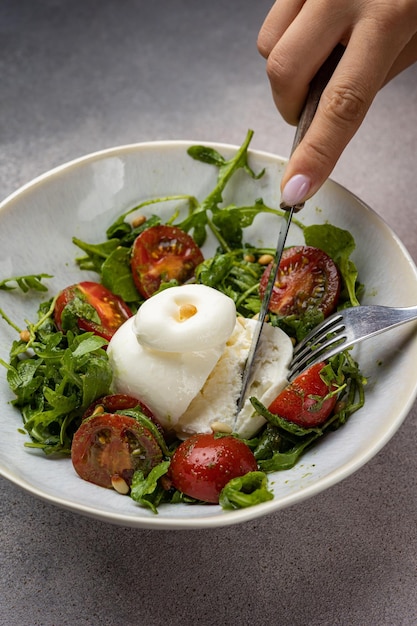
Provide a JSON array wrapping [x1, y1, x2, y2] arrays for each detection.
[[210, 421, 233, 434], [111, 474, 130, 495], [19, 330, 31, 342], [131, 214, 147, 228], [178, 303, 198, 321], [258, 254, 274, 265]]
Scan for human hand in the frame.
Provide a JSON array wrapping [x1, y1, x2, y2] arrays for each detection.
[[257, 0, 417, 207]]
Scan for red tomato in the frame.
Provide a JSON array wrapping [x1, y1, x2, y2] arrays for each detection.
[[82, 393, 165, 438], [259, 246, 340, 317], [268, 362, 338, 428], [169, 433, 258, 504], [82, 394, 155, 421], [71, 412, 163, 491], [54, 281, 132, 341], [131, 225, 204, 298]]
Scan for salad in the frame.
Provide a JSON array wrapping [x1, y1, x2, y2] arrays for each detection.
[[0, 130, 365, 513]]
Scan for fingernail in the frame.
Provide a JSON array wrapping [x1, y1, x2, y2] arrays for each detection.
[[281, 174, 311, 207]]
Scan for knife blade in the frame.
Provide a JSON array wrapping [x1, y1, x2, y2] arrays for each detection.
[[235, 44, 345, 419]]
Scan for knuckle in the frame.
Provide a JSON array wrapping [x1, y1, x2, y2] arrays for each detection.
[[301, 137, 333, 170], [321, 83, 368, 127], [265, 53, 288, 86], [256, 35, 270, 60], [265, 53, 302, 125]]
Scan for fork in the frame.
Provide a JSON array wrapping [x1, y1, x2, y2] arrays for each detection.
[[288, 304, 417, 380]]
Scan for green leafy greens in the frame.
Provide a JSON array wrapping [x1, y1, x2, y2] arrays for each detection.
[[3, 301, 112, 454], [0, 273, 52, 293], [0, 129, 366, 512], [219, 471, 274, 510]]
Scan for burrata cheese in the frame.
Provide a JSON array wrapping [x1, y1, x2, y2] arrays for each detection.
[[107, 283, 293, 438], [107, 284, 237, 430]]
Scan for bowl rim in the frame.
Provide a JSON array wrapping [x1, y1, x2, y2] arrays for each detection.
[[1, 138, 416, 529]]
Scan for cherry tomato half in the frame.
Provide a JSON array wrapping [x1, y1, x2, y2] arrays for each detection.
[[268, 362, 338, 428], [169, 433, 258, 504], [82, 393, 166, 439], [259, 246, 341, 317], [54, 281, 132, 341], [71, 412, 163, 491], [82, 394, 155, 421], [131, 225, 204, 298]]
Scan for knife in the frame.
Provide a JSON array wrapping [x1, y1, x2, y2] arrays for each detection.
[[235, 44, 345, 418]]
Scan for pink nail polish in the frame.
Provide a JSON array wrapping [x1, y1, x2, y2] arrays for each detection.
[[281, 174, 311, 207]]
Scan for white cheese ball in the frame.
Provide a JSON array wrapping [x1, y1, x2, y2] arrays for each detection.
[[107, 285, 237, 430], [133, 284, 237, 352]]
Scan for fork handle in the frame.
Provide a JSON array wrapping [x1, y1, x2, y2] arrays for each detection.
[[360, 305, 417, 333]]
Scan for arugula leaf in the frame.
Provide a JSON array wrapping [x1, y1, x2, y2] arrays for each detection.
[[6, 300, 113, 454], [100, 246, 140, 305], [211, 200, 282, 249], [130, 461, 171, 514], [6, 358, 44, 405], [0, 274, 52, 293], [59, 294, 101, 333], [257, 437, 319, 472], [105, 198, 194, 241], [118, 407, 172, 457], [196, 251, 264, 317], [269, 308, 325, 343], [186, 146, 227, 167], [72, 238, 121, 273], [303, 224, 360, 306], [177, 129, 264, 246], [219, 471, 274, 510]]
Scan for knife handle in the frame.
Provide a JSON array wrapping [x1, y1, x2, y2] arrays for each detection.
[[284, 43, 345, 212]]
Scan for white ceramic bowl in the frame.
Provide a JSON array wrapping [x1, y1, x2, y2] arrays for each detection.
[[1, 140, 417, 529]]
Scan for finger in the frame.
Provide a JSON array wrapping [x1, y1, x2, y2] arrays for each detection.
[[280, 28, 407, 205], [384, 32, 417, 84], [263, 2, 350, 125], [257, 0, 306, 59]]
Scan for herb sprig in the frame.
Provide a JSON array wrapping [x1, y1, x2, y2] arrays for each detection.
[[0, 273, 52, 293]]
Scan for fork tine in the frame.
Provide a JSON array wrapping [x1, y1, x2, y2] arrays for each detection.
[[288, 311, 347, 381], [291, 324, 346, 364], [288, 303, 417, 381], [292, 318, 345, 359], [288, 334, 347, 380], [292, 312, 344, 357]]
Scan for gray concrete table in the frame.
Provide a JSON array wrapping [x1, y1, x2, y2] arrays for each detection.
[[1, 2, 416, 625]]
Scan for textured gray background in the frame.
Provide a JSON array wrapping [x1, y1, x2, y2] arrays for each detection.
[[1, 2, 417, 625]]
